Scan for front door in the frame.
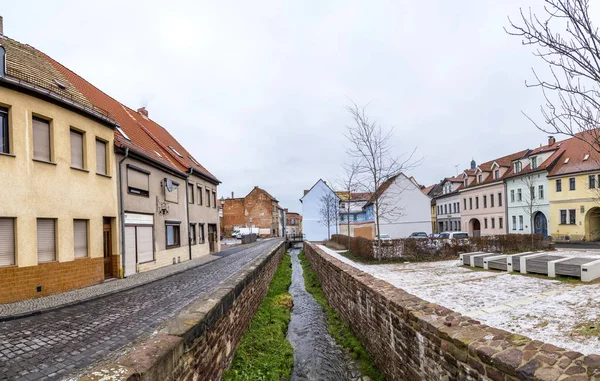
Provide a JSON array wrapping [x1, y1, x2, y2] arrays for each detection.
[[534, 212, 548, 237], [208, 224, 217, 253], [103, 221, 113, 278]]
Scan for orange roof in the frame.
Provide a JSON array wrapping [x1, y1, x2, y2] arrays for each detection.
[[462, 150, 529, 189], [335, 191, 373, 201], [547, 135, 600, 177]]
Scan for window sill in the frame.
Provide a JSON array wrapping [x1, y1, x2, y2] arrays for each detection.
[[166, 245, 181, 250], [71, 166, 89, 173], [0, 152, 15, 158], [0, 264, 16, 269], [138, 259, 156, 265], [96, 172, 112, 178], [33, 158, 57, 165], [75, 256, 90, 260]]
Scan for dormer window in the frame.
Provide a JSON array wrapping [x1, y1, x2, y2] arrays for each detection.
[[531, 156, 538, 170], [514, 162, 522, 173], [494, 170, 500, 179], [478, 175, 482, 183]]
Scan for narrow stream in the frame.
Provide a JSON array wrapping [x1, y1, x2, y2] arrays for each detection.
[[287, 244, 365, 381]]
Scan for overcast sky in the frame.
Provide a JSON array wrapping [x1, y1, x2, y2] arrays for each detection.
[[4, 1, 598, 212]]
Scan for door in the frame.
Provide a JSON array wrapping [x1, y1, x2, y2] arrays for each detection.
[[534, 212, 548, 237], [124, 226, 137, 277], [103, 221, 113, 278], [208, 224, 217, 253]]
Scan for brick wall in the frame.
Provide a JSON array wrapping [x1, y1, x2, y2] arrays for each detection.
[[222, 187, 281, 237], [304, 242, 600, 381], [80, 242, 286, 381], [222, 198, 245, 234], [0, 257, 104, 304]]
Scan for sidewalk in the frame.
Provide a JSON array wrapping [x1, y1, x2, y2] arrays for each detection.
[[0, 254, 220, 321]]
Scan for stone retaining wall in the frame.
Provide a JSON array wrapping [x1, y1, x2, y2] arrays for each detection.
[[80, 242, 286, 381], [304, 241, 600, 381]]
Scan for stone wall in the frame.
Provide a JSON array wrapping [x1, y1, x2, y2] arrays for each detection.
[[304, 242, 600, 381], [80, 242, 286, 381]]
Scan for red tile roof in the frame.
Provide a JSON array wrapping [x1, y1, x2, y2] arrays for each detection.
[[461, 150, 529, 189], [547, 135, 600, 177]]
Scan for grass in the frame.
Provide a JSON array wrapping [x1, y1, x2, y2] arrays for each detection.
[[573, 319, 600, 337], [223, 253, 294, 381], [299, 250, 385, 381]]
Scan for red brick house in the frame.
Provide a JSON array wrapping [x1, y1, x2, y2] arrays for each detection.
[[285, 210, 303, 236], [222, 187, 284, 237]]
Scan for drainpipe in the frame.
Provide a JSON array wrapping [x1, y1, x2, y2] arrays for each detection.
[[186, 168, 193, 261], [118, 148, 129, 278], [504, 181, 509, 234]]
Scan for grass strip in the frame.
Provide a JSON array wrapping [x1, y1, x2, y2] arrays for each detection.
[[299, 250, 385, 381], [223, 252, 294, 381]]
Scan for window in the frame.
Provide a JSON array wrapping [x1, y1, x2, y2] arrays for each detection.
[[464, 199, 467, 210], [212, 191, 217, 209], [495, 170, 499, 179], [165, 180, 179, 203], [490, 193, 494, 208], [457, 202, 460, 213], [96, 139, 107, 175], [166, 222, 181, 248], [517, 188, 522, 201], [484, 218, 488, 229], [127, 166, 150, 196], [469, 198, 473, 209], [531, 156, 538, 169], [0, 218, 15, 266], [514, 161, 522, 173], [498, 193, 502, 207], [197, 185, 203, 205], [37, 218, 56, 262], [530, 186, 535, 200], [569, 177, 576, 191], [539, 185, 544, 200], [511, 190, 515, 202], [556, 179, 562, 192], [190, 224, 197, 245], [483, 195, 487, 208], [353, 214, 357, 222], [453, 203, 456, 213], [499, 217, 503, 229], [475, 197, 479, 209], [512, 216, 517, 230], [188, 183, 194, 204], [444, 205, 447, 214], [206, 189, 211, 207], [199, 223, 205, 244], [70, 130, 84, 169], [569, 209, 576, 225], [73, 220, 88, 258], [519, 215, 524, 230], [590, 175, 597, 189], [491, 218, 495, 229], [0, 107, 8, 154], [478, 174, 482, 183], [33, 117, 51, 162], [560, 210, 567, 225]]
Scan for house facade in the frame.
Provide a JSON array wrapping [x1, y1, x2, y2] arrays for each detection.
[[285, 210, 302, 236], [338, 192, 373, 238], [363, 173, 432, 238], [300, 179, 340, 241], [433, 177, 463, 232], [459, 152, 526, 236], [222, 187, 284, 237], [505, 137, 563, 237], [547, 136, 600, 241], [0, 36, 120, 303]]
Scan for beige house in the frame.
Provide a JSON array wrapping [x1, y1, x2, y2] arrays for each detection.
[[0, 34, 120, 303]]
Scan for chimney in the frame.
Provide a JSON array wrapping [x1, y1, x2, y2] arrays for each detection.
[[0, 16, 4, 35], [137, 107, 148, 119], [548, 136, 556, 145]]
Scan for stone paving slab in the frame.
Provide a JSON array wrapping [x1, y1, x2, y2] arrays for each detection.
[[0, 239, 282, 381]]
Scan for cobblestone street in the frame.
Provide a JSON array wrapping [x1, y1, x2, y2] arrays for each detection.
[[0, 239, 282, 381]]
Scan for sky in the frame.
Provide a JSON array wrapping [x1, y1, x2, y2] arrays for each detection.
[[3, 1, 598, 212]]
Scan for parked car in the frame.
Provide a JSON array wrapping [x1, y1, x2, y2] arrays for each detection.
[[375, 234, 393, 245], [409, 232, 428, 238], [429, 233, 440, 239], [437, 232, 469, 246]]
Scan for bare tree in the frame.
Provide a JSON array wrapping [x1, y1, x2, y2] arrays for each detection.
[[336, 161, 361, 238], [345, 102, 420, 247], [507, 0, 600, 151], [318, 192, 339, 241], [520, 175, 542, 245]]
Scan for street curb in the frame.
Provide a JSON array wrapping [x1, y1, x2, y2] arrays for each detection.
[[0, 240, 272, 322]]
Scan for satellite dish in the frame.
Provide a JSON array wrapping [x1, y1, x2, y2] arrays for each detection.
[[165, 178, 174, 192]]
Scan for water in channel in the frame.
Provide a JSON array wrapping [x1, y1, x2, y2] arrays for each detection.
[[286, 244, 366, 381]]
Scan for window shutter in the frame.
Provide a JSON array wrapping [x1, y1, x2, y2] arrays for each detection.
[[0, 218, 15, 266], [96, 140, 107, 174], [188, 183, 194, 204], [70, 131, 84, 169], [128, 168, 149, 191], [33, 118, 50, 161], [73, 220, 88, 258], [37, 219, 56, 263], [136, 226, 153, 263]]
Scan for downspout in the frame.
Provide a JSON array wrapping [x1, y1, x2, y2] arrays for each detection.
[[186, 168, 193, 261], [504, 181, 509, 234], [118, 147, 129, 278]]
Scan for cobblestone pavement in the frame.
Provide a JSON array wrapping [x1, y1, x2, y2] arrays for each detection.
[[0, 239, 282, 381]]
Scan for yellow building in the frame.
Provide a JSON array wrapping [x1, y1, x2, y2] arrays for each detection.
[[548, 136, 600, 241], [0, 36, 120, 303]]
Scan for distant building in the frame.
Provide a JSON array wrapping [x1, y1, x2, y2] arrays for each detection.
[[337, 192, 373, 239], [433, 177, 464, 233], [222, 187, 284, 237], [285, 210, 303, 236], [300, 179, 340, 241]]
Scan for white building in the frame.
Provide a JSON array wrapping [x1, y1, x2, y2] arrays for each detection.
[[300, 179, 340, 241], [433, 177, 464, 232]]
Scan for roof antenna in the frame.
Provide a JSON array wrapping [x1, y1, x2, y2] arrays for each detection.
[[454, 164, 459, 175]]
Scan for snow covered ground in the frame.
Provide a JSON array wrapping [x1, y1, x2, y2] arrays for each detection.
[[318, 245, 600, 355]]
